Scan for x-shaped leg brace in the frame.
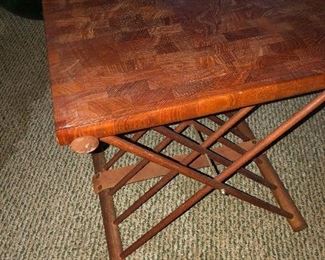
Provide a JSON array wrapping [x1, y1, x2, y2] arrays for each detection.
[[90, 91, 324, 259]]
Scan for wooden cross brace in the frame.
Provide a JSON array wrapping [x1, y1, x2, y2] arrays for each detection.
[[71, 91, 324, 259]]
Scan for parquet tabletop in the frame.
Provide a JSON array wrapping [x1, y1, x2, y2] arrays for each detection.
[[43, 0, 325, 144]]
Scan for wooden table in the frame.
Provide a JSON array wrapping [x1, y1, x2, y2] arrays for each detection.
[[43, 0, 325, 259]]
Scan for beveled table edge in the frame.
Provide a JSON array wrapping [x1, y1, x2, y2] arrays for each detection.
[[54, 74, 325, 145]]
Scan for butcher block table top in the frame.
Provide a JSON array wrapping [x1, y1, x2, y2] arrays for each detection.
[[43, 0, 325, 145]]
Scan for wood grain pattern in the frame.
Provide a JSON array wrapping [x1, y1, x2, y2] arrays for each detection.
[[43, 0, 325, 144]]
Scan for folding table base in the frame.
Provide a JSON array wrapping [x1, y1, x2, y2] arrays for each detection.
[[71, 91, 324, 259]]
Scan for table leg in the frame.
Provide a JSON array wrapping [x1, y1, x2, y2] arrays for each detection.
[[92, 146, 124, 260], [235, 120, 307, 231]]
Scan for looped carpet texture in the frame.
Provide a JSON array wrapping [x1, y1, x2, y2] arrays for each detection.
[[0, 7, 324, 260]]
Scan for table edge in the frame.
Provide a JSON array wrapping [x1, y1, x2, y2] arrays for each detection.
[[54, 74, 325, 145]]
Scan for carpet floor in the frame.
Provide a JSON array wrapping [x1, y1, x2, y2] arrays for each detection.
[[1, 7, 324, 260]]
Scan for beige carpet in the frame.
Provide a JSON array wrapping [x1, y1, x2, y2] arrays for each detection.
[[1, 7, 324, 260]]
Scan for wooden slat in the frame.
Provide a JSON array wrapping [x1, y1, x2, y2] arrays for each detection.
[[105, 130, 146, 169], [154, 126, 275, 189], [93, 140, 257, 193], [106, 122, 189, 195]]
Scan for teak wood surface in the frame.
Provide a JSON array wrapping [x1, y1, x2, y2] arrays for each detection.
[[43, 0, 325, 144]]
